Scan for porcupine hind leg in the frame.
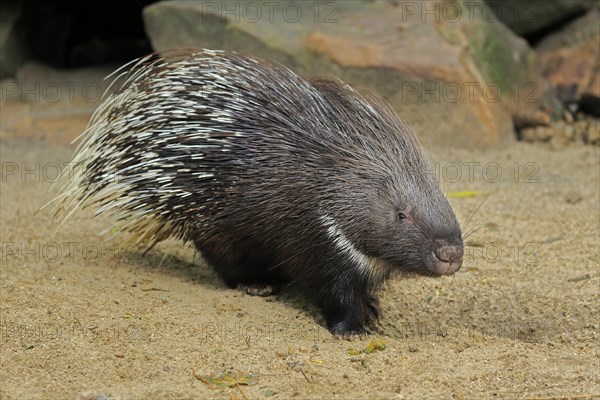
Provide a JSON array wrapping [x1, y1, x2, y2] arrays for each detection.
[[194, 239, 285, 296]]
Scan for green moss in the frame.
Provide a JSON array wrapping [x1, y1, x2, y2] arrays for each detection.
[[467, 23, 519, 97]]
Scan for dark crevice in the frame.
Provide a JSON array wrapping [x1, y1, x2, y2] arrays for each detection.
[[524, 9, 590, 46], [13, 0, 155, 69]]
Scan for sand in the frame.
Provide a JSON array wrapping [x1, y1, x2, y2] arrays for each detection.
[[1, 93, 599, 399]]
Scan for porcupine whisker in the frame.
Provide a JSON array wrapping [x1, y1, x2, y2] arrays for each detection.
[[463, 213, 503, 240], [460, 190, 488, 233], [460, 186, 492, 234], [463, 208, 501, 238], [463, 214, 497, 238]]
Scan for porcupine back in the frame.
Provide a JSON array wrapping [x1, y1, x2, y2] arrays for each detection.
[[56, 49, 432, 252]]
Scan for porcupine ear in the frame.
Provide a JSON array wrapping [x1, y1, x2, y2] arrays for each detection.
[[309, 76, 359, 109], [310, 75, 395, 117]]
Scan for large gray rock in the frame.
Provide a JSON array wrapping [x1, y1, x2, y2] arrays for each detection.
[[143, 0, 552, 148]]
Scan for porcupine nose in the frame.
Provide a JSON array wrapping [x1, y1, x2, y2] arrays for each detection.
[[430, 243, 463, 275]]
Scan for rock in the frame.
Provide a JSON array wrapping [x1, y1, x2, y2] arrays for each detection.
[[537, 8, 600, 110], [514, 110, 552, 129], [562, 124, 576, 140], [520, 113, 600, 146], [143, 0, 553, 148], [536, 7, 599, 51], [484, 0, 596, 36], [585, 118, 600, 145], [564, 111, 575, 124], [143, 0, 308, 68], [586, 69, 600, 99], [520, 126, 556, 143], [570, 120, 585, 142]]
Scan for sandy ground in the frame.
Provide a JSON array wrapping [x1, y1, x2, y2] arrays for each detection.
[[1, 89, 599, 399]]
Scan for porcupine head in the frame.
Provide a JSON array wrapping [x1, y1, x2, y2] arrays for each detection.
[[310, 78, 464, 283]]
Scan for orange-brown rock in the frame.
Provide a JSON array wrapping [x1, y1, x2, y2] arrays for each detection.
[[143, 0, 554, 148], [537, 8, 600, 106]]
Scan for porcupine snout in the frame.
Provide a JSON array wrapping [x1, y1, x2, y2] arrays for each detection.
[[430, 240, 463, 275]]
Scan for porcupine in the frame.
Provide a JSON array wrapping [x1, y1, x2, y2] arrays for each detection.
[[55, 49, 464, 335]]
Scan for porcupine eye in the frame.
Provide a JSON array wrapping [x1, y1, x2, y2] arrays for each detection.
[[398, 211, 408, 221]]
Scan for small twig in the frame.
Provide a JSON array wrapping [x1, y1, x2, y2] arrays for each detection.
[[236, 383, 249, 400], [141, 287, 169, 292], [300, 369, 311, 383], [192, 370, 209, 384]]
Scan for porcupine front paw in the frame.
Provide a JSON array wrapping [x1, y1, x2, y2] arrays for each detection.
[[323, 293, 380, 337], [328, 320, 370, 338], [323, 302, 370, 337]]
